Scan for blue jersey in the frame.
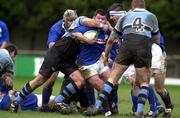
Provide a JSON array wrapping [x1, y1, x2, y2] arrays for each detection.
[[115, 8, 159, 39], [75, 26, 110, 66], [160, 34, 165, 52], [20, 93, 38, 111], [0, 94, 11, 110], [0, 20, 10, 47], [47, 19, 66, 46]]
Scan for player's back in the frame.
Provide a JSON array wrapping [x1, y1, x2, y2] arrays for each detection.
[[119, 9, 159, 38]]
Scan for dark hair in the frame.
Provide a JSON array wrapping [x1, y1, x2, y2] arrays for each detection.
[[5, 44, 18, 55], [108, 3, 124, 11], [94, 9, 107, 16]]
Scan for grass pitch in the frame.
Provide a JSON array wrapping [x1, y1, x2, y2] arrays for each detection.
[[1, 77, 179, 118]]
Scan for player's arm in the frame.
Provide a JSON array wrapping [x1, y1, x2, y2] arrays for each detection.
[[151, 14, 160, 45], [72, 32, 96, 44], [104, 30, 119, 65], [0, 41, 8, 49], [81, 17, 109, 32]]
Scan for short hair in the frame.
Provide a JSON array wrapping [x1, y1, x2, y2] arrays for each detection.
[[94, 9, 107, 16], [63, 9, 78, 21], [5, 44, 18, 56], [108, 3, 124, 11], [132, 0, 145, 8]]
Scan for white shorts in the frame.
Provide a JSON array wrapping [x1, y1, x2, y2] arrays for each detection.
[[151, 43, 166, 73], [118, 65, 135, 84], [79, 56, 109, 79], [36, 94, 55, 107]]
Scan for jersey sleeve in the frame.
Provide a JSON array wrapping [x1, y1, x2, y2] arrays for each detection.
[[68, 16, 87, 30], [47, 27, 60, 45], [1, 22, 10, 41], [151, 14, 159, 35]]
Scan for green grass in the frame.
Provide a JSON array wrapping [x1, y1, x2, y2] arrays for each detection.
[[1, 77, 180, 118]]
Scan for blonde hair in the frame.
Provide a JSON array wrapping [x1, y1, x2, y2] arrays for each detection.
[[63, 9, 78, 20]]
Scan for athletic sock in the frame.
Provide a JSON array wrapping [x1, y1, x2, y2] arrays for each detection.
[[131, 93, 138, 112], [15, 82, 33, 102], [148, 85, 157, 112], [42, 87, 52, 105], [136, 86, 149, 113], [160, 91, 173, 108], [95, 82, 113, 109], [108, 85, 118, 109], [54, 82, 78, 103]]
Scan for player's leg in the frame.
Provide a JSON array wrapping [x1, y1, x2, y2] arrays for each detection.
[[135, 67, 151, 116], [154, 72, 173, 117], [41, 72, 58, 111], [54, 70, 85, 104], [95, 63, 128, 110], [11, 73, 48, 112], [153, 52, 173, 117]]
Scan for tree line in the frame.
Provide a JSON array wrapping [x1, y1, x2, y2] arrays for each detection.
[[0, 0, 179, 54]]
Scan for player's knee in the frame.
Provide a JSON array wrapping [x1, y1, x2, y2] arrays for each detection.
[[156, 88, 164, 96], [74, 79, 86, 89]]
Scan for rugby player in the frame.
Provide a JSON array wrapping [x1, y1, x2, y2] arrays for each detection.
[[84, 0, 161, 117]]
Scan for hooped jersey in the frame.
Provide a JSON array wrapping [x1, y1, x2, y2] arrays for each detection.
[[115, 8, 159, 39]]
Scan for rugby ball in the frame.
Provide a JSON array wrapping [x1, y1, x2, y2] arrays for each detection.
[[84, 30, 98, 39]]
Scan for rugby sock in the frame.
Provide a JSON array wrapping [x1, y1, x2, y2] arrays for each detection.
[[136, 86, 149, 113], [160, 91, 173, 108], [108, 85, 118, 110], [148, 85, 157, 112], [85, 86, 95, 105], [54, 82, 78, 103], [131, 93, 138, 112], [95, 82, 113, 109], [15, 82, 33, 102], [42, 87, 52, 105]]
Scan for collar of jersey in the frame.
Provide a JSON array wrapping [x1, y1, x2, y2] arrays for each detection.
[[133, 8, 146, 12]]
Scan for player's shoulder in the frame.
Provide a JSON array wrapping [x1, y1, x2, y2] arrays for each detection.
[[51, 19, 64, 29]]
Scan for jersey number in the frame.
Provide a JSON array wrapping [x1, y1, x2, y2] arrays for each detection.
[[132, 17, 144, 32]]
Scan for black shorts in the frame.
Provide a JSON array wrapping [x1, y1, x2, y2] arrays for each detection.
[[115, 34, 152, 68], [39, 36, 80, 78]]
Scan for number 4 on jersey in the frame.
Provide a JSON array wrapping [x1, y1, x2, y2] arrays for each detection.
[[132, 17, 144, 32]]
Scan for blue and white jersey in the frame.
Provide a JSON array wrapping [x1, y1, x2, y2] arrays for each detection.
[[160, 34, 165, 52], [47, 19, 66, 46], [74, 25, 110, 66], [0, 49, 14, 94], [63, 16, 87, 37], [20, 93, 38, 111], [115, 8, 159, 39], [0, 20, 10, 47]]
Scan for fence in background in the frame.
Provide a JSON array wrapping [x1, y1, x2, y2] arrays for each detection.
[[15, 53, 180, 85]]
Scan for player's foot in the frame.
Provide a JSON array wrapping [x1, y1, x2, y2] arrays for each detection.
[[110, 103, 119, 114], [82, 105, 98, 117], [10, 100, 19, 113], [134, 112, 144, 118], [157, 105, 165, 115], [105, 111, 112, 117], [163, 104, 174, 117], [144, 110, 159, 118]]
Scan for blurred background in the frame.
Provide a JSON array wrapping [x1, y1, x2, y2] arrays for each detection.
[[0, 0, 180, 79]]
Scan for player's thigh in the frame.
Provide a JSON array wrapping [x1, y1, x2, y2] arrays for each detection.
[[109, 62, 128, 85]]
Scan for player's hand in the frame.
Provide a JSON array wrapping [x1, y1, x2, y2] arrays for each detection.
[[99, 23, 109, 32]]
